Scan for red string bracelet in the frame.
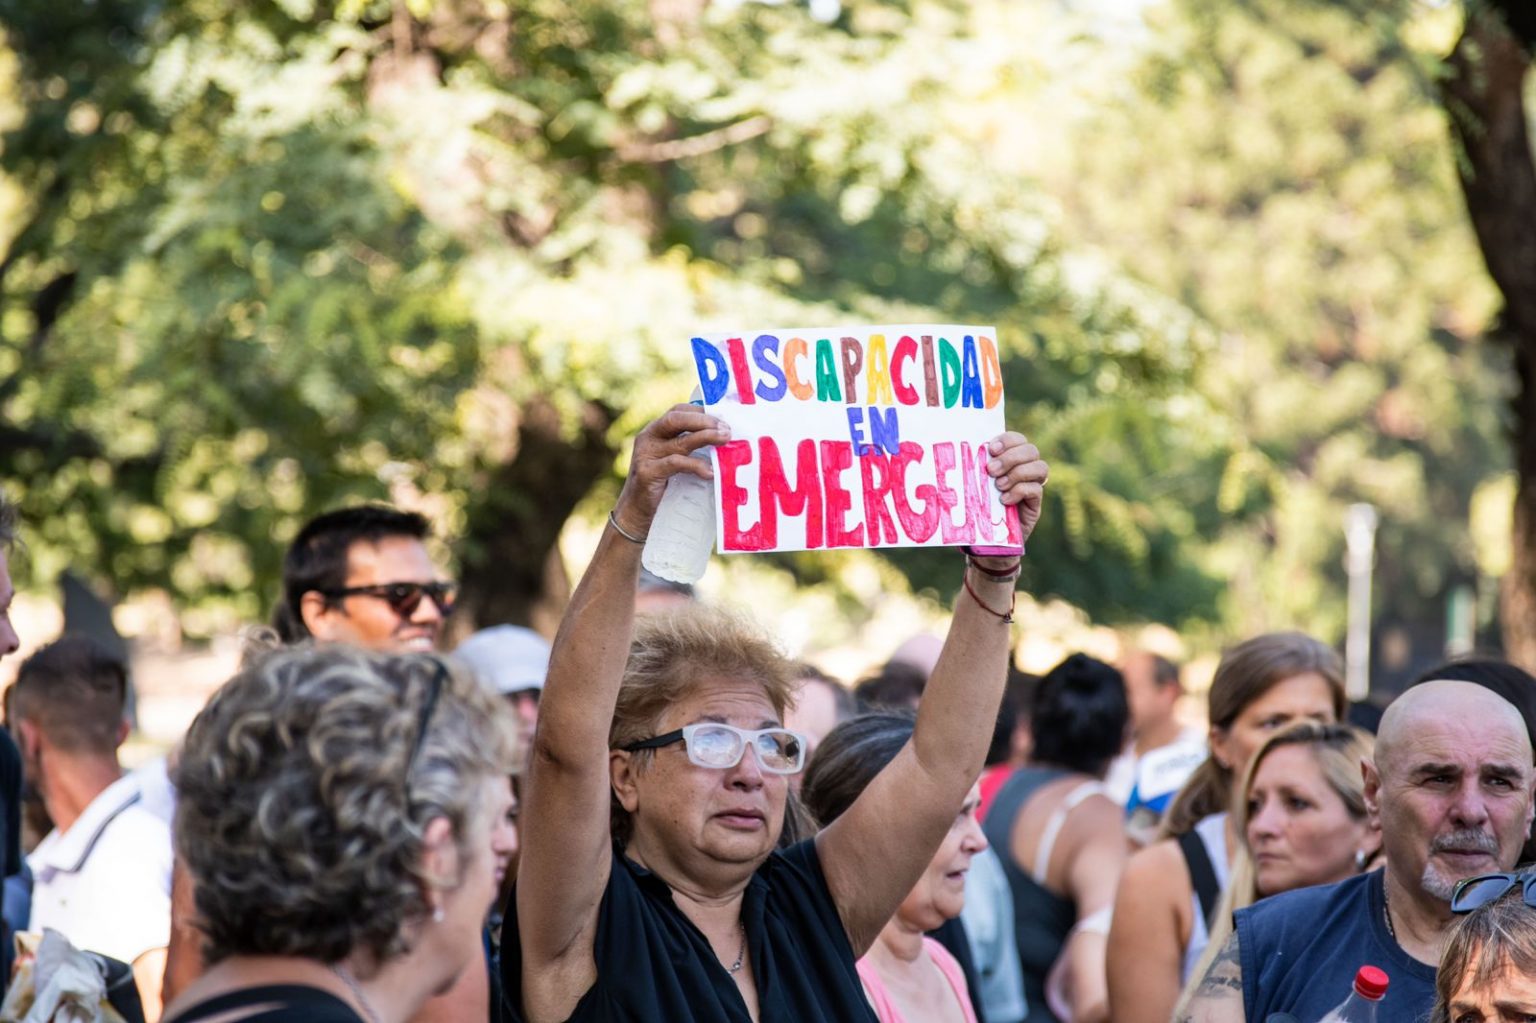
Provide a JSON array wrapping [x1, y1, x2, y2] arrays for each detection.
[[966, 557, 1022, 579], [963, 571, 1016, 624]]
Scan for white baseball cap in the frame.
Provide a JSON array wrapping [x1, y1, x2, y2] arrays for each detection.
[[453, 625, 551, 696]]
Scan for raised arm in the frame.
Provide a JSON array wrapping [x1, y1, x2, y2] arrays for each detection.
[[516, 406, 729, 1015], [815, 432, 1047, 955]]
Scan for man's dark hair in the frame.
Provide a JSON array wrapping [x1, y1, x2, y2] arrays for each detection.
[[0, 489, 16, 551], [14, 636, 128, 755], [986, 666, 1040, 767], [853, 660, 928, 711], [274, 506, 430, 643], [1030, 653, 1128, 777]]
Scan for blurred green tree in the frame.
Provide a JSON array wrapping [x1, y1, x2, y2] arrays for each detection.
[[0, 0, 1228, 635], [1026, 0, 1512, 646]]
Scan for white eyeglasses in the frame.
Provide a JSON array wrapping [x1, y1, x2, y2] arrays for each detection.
[[621, 722, 808, 775]]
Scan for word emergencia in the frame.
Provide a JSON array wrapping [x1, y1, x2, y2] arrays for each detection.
[[690, 326, 1022, 555]]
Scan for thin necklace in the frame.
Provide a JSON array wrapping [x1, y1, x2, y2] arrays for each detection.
[[330, 964, 383, 1023], [728, 922, 747, 975], [1382, 879, 1398, 942]]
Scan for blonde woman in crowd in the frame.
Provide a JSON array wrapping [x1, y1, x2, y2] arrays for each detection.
[[1105, 633, 1345, 1023], [1171, 722, 1379, 1017]]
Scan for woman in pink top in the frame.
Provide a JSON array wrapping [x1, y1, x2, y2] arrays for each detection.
[[803, 712, 983, 1023]]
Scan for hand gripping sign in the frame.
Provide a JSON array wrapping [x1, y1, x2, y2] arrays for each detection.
[[690, 326, 1022, 555]]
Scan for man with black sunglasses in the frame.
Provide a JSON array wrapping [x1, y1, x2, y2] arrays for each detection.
[[273, 505, 456, 653], [1178, 679, 1535, 1023]]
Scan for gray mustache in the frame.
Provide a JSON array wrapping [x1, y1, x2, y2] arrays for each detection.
[[1430, 829, 1499, 855]]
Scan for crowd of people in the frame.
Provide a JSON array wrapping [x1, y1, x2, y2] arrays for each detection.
[[0, 408, 1533, 1023]]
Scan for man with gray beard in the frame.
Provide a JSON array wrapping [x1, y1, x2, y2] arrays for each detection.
[[1177, 679, 1535, 1023]]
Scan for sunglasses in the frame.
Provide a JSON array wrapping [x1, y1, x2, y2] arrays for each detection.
[[622, 722, 808, 775], [321, 581, 458, 618], [1450, 871, 1536, 914]]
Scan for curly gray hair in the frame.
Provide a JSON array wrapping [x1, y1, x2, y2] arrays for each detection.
[[175, 645, 518, 967]]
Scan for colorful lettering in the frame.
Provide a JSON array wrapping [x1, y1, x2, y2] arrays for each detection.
[[815, 339, 841, 402], [820, 440, 862, 547], [784, 337, 813, 400], [692, 337, 730, 405], [839, 337, 864, 406], [892, 336, 920, 406], [980, 335, 1003, 409], [752, 335, 786, 402], [960, 335, 983, 409]]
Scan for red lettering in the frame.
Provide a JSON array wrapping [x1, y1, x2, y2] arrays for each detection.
[[820, 440, 863, 547], [934, 442, 971, 543], [760, 437, 823, 550], [859, 450, 900, 545], [725, 336, 756, 405], [961, 442, 993, 544], [892, 442, 940, 543], [716, 440, 766, 550]]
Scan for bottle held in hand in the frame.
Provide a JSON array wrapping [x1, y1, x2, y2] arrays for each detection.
[[641, 391, 717, 585], [1316, 966, 1388, 1022]]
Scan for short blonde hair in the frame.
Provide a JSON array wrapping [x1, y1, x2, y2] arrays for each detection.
[[609, 605, 795, 842], [176, 645, 518, 967]]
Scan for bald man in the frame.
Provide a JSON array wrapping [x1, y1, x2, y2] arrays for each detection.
[[1178, 680, 1536, 1023]]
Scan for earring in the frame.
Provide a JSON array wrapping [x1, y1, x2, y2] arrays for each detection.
[[1354, 849, 1367, 872], [432, 905, 445, 923]]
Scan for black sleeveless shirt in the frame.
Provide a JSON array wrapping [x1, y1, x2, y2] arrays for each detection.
[[501, 839, 877, 1023], [163, 984, 364, 1023]]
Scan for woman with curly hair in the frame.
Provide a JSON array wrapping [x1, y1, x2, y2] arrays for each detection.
[[160, 646, 519, 1023]]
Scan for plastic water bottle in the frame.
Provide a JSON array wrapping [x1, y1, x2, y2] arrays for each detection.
[[640, 390, 716, 584], [1316, 965, 1388, 1022]]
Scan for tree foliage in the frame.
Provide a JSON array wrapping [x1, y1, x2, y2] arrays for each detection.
[[0, 0, 1512, 650]]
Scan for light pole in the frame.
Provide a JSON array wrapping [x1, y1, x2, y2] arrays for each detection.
[[1344, 503, 1378, 702]]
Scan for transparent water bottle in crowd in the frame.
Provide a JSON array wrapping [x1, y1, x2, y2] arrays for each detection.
[[1315, 965, 1388, 1022], [640, 389, 717, 585]]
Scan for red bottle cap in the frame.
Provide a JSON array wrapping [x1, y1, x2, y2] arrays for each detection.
[[1354, 965, 1389, 1001]]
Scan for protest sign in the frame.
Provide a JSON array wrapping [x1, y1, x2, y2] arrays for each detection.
[[689, 326, 1022, 554]]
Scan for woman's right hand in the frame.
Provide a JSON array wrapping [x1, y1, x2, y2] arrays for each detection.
[[612, 404, 731, 540]]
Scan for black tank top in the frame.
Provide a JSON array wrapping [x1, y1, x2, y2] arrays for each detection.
[[982, 766, 1078, 1023], [163, 984, 364, 1023]]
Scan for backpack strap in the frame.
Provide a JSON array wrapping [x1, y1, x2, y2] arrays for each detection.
[[1176, 827, 1222, 928]]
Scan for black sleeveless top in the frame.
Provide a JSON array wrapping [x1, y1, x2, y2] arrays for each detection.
[[163, 984, 364, 1023], [982, 766, 1077, 1023], [501, 839, 877, 1023]]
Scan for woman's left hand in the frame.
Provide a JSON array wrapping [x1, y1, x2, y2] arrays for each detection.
[[985, 431, 1048, 545]]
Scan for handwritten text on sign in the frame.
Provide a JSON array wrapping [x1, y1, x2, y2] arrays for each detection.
[[691, 326, 1021, 554]]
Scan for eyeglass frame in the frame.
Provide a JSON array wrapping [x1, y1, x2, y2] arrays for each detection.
[[405, 660, 447, 785], [621, 722, 810, 775], [317, 580, 458, 619], [1450, 871, 1536, 914]]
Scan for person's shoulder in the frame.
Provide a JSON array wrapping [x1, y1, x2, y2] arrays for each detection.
[[1238, 871, 1373, 940], [1249, 871, 1370, 915], [1124, 834, 1183, 877]]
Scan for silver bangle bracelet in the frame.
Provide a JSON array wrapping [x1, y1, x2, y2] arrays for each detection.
[[608, 510, 647, 545]]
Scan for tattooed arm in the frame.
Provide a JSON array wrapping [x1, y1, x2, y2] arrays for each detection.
[[1175, 930, 1246, 1023]]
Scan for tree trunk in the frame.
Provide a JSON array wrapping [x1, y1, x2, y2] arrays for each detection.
[[454, 397, 617, 638], [1442, 9, 1536, 666]]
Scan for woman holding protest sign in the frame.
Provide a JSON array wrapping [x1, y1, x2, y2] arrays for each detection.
[[503, 403, 1048, 1022]]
